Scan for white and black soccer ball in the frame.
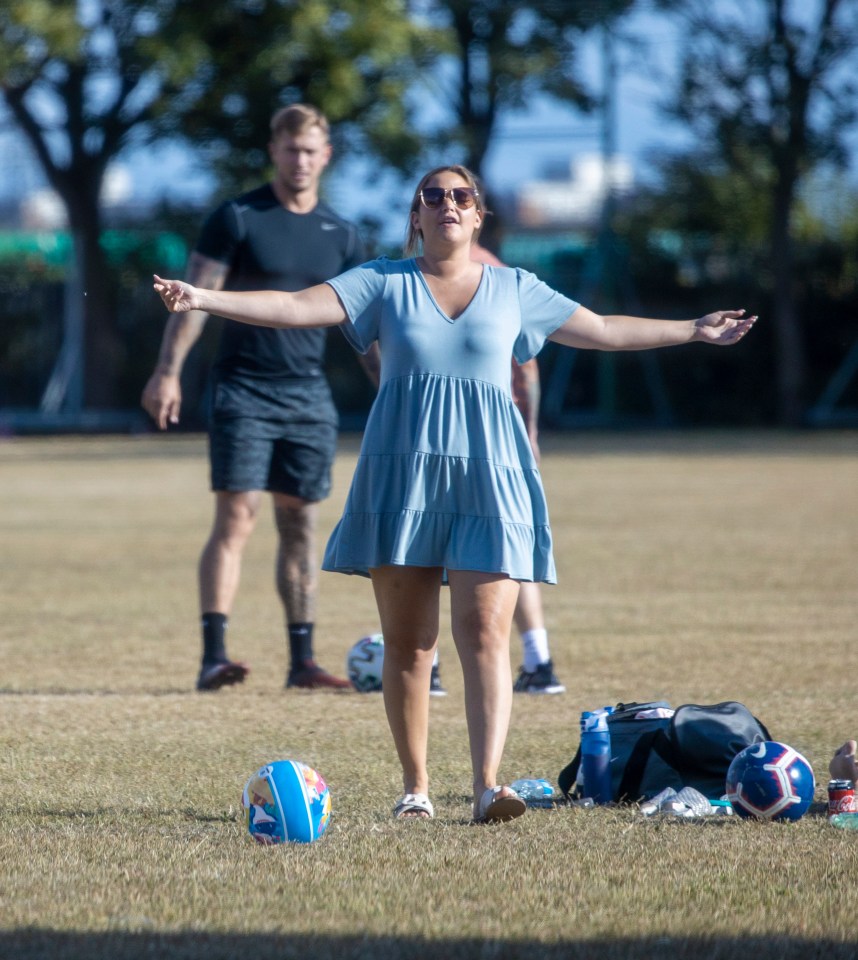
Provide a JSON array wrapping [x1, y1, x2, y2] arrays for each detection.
[[346, 633, 384, 692]]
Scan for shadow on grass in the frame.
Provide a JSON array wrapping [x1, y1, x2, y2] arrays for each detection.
[[4, 931, 857, 960], [0, 688, 193, 697]]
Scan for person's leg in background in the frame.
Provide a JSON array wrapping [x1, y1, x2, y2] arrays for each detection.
[[512, 581, 565, 695], [196, 489, 258, 690], [277, 494, 349, 689]]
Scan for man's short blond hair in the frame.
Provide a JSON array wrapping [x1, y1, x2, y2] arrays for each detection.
[[270, 103, 330, 141]]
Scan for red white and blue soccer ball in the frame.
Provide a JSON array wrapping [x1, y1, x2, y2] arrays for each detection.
[[725, 741, 815, 821], [242, 760, 331, 844], [346, 633, 384, 692]]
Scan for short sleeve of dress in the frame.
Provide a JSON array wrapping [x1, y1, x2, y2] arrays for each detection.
[[513, 268, 580, 363], [326, 257, 389, 354]]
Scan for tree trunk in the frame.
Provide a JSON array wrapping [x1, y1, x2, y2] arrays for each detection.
[[770, 176, 805, 426], [61, 178, 123, 409]]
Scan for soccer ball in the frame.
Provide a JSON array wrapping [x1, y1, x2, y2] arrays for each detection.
[[346, 633, 384, 692], [242, 759, 331, 844], [725, 741, 815, 821]]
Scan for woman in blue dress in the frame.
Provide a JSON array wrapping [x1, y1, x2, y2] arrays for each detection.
[[155, 164, 756, 824]]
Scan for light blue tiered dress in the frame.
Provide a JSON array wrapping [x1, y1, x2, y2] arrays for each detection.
[[322, 257, 579, 583]]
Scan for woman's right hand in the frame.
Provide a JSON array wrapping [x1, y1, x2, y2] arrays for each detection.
[[153, 275, 201, 313]]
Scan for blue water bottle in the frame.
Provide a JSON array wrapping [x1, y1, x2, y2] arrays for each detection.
[[580, 707, 614, 804]]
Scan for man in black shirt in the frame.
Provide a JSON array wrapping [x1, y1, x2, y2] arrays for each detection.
[[142, 104, 372, 691]]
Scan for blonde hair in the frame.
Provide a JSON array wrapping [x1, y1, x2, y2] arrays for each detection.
[[403, 165, 486, 256], [269, 103, 330, 141]]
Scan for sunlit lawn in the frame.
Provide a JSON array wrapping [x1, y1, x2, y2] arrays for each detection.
[[1, 430, 857, 960]]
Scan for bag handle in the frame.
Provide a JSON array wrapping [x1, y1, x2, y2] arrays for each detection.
[[616, 727, 682, 802], [558, 746, 582, 800]]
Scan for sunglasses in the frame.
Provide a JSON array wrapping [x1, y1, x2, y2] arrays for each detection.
[[419, 186, 479, 209]]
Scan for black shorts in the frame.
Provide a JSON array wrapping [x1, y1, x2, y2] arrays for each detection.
[[208, 377, 338, 501]]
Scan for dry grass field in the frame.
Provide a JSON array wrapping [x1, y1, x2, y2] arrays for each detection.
[[1, 430, 857, 960]]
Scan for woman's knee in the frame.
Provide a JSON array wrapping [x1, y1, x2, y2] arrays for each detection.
[[455, 626, 509, 661], [451, 598, 515, 657], [383, 629, 439, 664]]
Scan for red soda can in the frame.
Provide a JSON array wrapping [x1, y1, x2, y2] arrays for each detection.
[[828, 779, 856, 816]]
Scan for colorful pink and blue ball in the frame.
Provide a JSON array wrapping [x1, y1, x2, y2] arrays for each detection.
[[242, 760, 331, 844]]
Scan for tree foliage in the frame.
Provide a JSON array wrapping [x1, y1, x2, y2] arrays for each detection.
[[651, 0, 858, 423], [410, 0, 635, 213], [0, 0, 432, 406], [153, 0, 439, 191]]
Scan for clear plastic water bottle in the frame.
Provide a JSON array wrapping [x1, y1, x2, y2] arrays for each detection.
[[510, 778, 555, 807], [670, 786, 715, 817], [830, 812, 858, 830], [580, 707, 614, 804], [639, 786, 678, 817]]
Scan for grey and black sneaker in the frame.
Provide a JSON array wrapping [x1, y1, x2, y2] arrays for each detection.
[[513, 660, 566, 695], [429, 664, 447, 697]]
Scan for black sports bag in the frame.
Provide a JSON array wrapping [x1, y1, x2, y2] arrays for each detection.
[[558, 700, 772, 802]]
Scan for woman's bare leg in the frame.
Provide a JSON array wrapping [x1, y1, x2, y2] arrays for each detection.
[[370, 565, 443, 804], [447, 570, 520, 808]]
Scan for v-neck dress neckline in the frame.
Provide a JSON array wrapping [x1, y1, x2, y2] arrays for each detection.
[[411, 257, 484, 324]]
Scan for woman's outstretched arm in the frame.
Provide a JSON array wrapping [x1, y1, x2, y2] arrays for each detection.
[[153, 275, 348, 329], [549, 305, 757, 351]]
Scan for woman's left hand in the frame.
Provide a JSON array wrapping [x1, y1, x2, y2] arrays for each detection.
[[694, 309, 757, 345]]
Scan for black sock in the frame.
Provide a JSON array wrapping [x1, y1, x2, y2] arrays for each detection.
[[202, 612, 228, 665], [288, 622, 314, 667]]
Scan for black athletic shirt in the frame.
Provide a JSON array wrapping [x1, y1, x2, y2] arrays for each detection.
[[195, 184, 367, 381]]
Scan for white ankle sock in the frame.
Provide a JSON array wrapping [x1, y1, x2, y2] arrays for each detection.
[[521, 628, 550, 672]]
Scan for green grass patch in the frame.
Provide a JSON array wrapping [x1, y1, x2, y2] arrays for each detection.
[[1, 431, 857, 959]]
